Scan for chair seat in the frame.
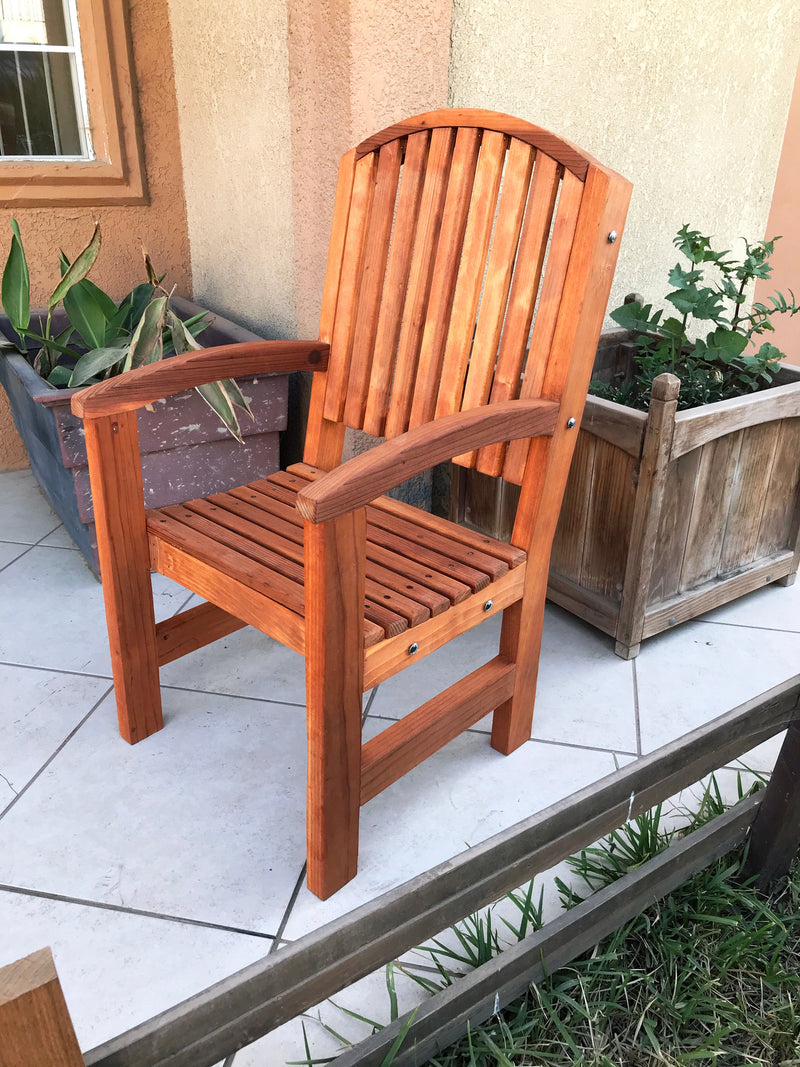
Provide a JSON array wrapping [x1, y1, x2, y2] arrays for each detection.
[[146, 463, 526, 649]]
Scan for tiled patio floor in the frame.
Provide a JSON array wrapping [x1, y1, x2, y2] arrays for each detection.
[[1, 466, 799, 1064]]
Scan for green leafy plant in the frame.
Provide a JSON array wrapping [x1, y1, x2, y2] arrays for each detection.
[[593, 225, 800, 411], [0, 219, 253, 441]]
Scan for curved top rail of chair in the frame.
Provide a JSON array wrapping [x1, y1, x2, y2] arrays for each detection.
[[355, 108, 601, 180], [296, 398, 560, 524], [70, 340, 329, 419]]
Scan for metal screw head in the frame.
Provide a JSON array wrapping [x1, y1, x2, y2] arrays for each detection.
[[483, 600, 493, 612], [408, 642, 419, 655], [566, 417, 576, 429], [608, 230, 618, 244]]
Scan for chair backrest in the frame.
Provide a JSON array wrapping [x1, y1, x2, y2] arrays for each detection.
[[304, 108, 631, 487]]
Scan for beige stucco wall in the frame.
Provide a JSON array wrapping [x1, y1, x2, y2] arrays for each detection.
[[166, 0, 297, 340], [449, 0, 800, 328], [287, 0, 453, 339], [0, 0, 191, 470]]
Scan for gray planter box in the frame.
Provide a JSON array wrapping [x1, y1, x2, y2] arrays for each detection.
[[0, 296, 288, 575]]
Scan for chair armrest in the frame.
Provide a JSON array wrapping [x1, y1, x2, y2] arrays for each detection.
[[296, 398, 559, 523], [71, 340, 329, 419]]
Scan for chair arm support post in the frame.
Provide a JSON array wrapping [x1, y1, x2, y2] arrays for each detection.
[[296, 399, 560, 524], [71, 340, 330, 419]]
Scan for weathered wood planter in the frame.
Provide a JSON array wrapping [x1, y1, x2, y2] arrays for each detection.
[[452, 330, 800, 658], [0, 296, 288, 575]]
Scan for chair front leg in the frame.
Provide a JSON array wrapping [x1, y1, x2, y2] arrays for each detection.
[[304, 509, 366, 899], [83, 412, 163, 744]]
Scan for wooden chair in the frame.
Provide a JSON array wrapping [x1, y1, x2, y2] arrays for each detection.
[[72, 110, 631, 899]]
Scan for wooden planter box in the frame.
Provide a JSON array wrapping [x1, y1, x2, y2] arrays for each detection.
[[451, 330, 800, 658], [0, 296, 288, 575]]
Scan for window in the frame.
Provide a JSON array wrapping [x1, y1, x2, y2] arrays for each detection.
[[0, 0, 90, 159], [0, 0, 146, 204]]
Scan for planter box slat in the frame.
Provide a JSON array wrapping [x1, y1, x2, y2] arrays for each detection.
[[642, 549, 796, 639], [452, 333, 800, 657], [680, 432, 742, 590], [670, 377, 800, 459], [580, 437, 635, 600], [720, 422, 782, 572], [648, 448, 702, 602], [757, 418, 800, 559]]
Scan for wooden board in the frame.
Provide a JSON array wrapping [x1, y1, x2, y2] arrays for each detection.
[[577, 438, 636, 601]]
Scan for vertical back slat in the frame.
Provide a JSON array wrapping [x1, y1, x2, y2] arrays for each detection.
[[458, 138, 536, 464], [344, 140, 403, 427], [474, 152, 561, 477], [363, 131, 430, 437], [408, 126, 482, 430], [384, 127, 455, 439], [501, 169, 584, 483], [434, 129, 507, 419], [323, 152, 378, 422]]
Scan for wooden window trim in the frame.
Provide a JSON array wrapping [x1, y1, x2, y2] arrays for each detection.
[[0, 0, 146, 206]]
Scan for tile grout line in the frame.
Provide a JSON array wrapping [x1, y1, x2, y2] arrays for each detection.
[[0, 882, 276, 941], [632, 658, 642, 757], [0, 541, 34, 574], [269, 864, 308, 954], [695, 617, 800, 636], [0, 683, 113, 820], [0, 658, 112, 681]]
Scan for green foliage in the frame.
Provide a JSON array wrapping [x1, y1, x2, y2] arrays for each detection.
[[0, 219, 253, 442], [592, 225, 800, 411]]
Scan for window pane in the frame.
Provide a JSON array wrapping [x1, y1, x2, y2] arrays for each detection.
[[0, 48, 80, 154], [0, 0, 68, 47]]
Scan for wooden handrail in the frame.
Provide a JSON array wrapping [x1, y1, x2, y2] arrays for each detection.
[[71, 340, 329, 419], [296, 399, 560, 523]]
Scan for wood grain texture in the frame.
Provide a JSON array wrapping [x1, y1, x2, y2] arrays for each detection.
[[354, 108, 600, 180], [384, 127, 455, 439], [756, 418, 800, 558], [409, 127, 482, 429], [647, 448, 702, 603], [459, 138, 536, 434], [296, 399, 558, 523], [642, 551, 796, 640], [363, 131, 430, 436], [364, 565, 525, 690], [304, 511, 366, 898], [500, 168, 584, 483], [84, 413, 163, 744], [741, 721, 800, 890], [323, 153, 378, 422], [0, 948, 84, 1067], [477, 151, 561, 476], [679, 433, 742, 590], [72, 341, 328, 418], [149, 537, 309, 654], [155, 603, 247, 667], [344, 139, 403, 427], [579, 394, 648, 459], [549, 431, 595, 582], [670, 379, 800, 459], [578, 438, 636, 601], [614, 373, 680, 654], [435, 129, 507, 419], [360, 657, 516, 804], [718, 422, 781, 572]]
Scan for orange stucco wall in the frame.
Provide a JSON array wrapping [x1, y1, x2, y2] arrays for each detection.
[[756, 64, 800, 367], [0, 0, 191, 470]]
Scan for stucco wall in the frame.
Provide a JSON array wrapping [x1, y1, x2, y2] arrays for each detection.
[[0, 0, 191, 470], [449, 0, 800, 329], [167, 0, 297, 341], [287, 0, 453, 338]]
